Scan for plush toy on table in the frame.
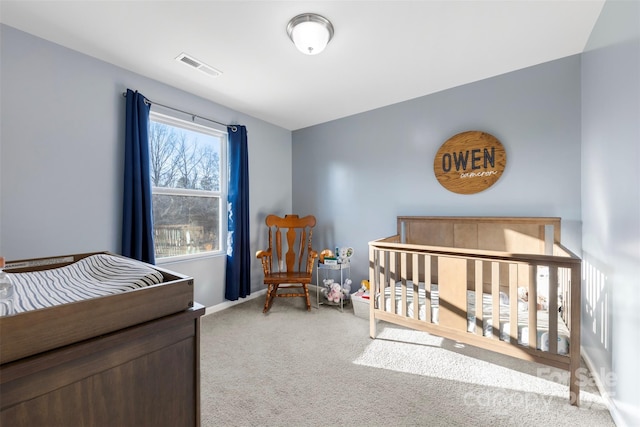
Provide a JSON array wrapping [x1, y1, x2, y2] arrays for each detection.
[[323, 278, 334, 291], [328, 282, 343, 303], [319, 249, 334, 263], [323, 279, 343, 303], [342, 278, 352, 295], [336, 247, 354, 264]]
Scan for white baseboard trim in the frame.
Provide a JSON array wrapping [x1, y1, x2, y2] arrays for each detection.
[[203, 284, 324, 316], [203, 289, 267, 316], [581, 346, 625, 426]]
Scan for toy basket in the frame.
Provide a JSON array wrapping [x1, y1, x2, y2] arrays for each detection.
[[351, 292, 370, 319]]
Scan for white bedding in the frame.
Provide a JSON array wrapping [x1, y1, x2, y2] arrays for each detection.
[[380, 282, 570, 354], [1, 254, 164, 316]]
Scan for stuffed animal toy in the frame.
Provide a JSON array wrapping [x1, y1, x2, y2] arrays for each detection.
[[326, 281, 343, 303], [517, 286, 528, 301], [323, 278, 334, 295], [360, 280, 370, 292], [319, 249, 334, 263], [336, 247, 353, 264], [322, 279, 338, 302], [516, 287, 547, 310], [342, 278, 352, 295]]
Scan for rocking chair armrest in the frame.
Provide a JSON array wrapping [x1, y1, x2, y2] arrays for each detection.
[[257, 249, 272, 276], [305, 250, 319, 274], [256, 249, 271, 259]]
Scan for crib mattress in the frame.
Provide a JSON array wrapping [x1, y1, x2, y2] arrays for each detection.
[[381, 282, 570, 354], [1, 253, 164, 316]]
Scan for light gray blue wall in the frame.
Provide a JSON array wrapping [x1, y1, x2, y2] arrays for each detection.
[[3, 7, 639, 422], [581, 0, 640, 425], [292, 56, 583, 284], [0, 24, 292, 308]]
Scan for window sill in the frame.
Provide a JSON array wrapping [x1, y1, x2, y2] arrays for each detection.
[[156, 251, 225, 266]]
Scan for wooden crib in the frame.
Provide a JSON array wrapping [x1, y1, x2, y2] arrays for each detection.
[[368, 217, 582, 405]]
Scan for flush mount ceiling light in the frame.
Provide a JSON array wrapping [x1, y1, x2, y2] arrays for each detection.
[[286, 13, 334, 55]]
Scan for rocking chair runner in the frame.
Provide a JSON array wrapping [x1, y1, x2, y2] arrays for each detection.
[[256, 214, 318, 313]]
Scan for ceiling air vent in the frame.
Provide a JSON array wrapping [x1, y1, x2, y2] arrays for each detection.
[[175, 53, 222, 77]]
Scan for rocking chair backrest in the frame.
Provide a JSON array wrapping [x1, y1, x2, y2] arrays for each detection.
[[265, 214, 316, 274]]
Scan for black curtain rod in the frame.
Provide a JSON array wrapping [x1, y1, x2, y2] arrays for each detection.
[[122, 91, 238, 132]]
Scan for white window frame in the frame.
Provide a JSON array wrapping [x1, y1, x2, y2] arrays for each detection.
[[149, 110, 228, 263]]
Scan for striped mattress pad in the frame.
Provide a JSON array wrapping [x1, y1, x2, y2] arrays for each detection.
[[380, 282, 570, 354], [1, 254, 164, 316]]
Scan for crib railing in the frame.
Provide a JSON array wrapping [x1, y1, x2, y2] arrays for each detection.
[[370, 241, 580, 354], [369, 237, 582, 403]]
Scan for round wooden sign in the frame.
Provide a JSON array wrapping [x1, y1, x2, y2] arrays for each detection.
[[434, 131, 506, 194]]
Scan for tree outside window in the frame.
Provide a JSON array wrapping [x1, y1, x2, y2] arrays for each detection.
[[149, 112, 226, 259]]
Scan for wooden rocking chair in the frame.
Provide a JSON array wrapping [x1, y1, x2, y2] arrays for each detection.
[[256, 214, 318, 313]]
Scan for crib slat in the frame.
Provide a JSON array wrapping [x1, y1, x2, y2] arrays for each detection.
[[570, 265, 581, 406], [377, 249, 383, 310], [548, 266, 558, 354], [424, 254, 431, 323], [389, 251, 396, 315], [564, 268, 571, 328], [400, 252, 408, 317], [438, 256, 467, 331], [412, 253, 419, 321], [475, 260, 483, 336], [370, 245, 378, 338], [491, 262, 500, 339], [509, 264, 518, 345], [380, 251, 388, 315], [528, 265, 538, 350]]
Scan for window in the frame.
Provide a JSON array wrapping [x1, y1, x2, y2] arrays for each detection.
[[149, 111, 227, 260]]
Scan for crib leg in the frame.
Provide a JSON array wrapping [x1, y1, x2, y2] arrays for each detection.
[[369, 313, 377, 338], [569, 360, 580, 406]]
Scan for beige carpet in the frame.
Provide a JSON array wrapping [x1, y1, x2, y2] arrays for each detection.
[[200, 296, 614, 427]]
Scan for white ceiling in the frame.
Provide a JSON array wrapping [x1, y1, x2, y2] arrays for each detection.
[[0, 1, 605, 130]]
